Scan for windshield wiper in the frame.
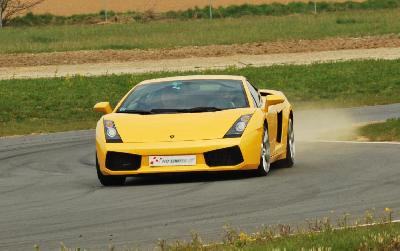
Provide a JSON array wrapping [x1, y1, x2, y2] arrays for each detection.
[[119, 107, 223, 114], [150, 108, 183, 114], [151, 107, 223, 113], [117, 109, 153, 115], [184, 107, 222, 113]]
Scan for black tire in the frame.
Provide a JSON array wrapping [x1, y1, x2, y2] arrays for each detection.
[[282, 118, 295, 168], [256, 124, 271, 176], [96, 155, 126, 186]]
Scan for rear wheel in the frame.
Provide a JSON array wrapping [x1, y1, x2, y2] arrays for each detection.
[[282, 118, 295, 168], [96, 155, 126, 186], [256, 125, 271, 176]]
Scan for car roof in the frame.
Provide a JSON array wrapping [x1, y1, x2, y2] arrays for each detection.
[[138, 75, 247, 85]]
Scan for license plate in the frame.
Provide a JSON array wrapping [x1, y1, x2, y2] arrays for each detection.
[[149, 155, 196, 167]]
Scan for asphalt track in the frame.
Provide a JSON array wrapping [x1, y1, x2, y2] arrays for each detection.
[[0, 104, 399, 250]]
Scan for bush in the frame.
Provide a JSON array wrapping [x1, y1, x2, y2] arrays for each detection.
[[336, 18, 357, 24], [9, 12, 65, 26]]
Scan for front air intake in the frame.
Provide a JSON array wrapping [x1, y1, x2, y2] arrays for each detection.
[[106, 152, 141, 171], [204, 146, 244, 167]]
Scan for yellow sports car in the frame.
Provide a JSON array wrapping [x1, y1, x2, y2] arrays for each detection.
[[94, 75, 294, 186]]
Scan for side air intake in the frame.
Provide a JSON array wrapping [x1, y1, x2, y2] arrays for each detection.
[[106, 152, 141, 171], [204, 146, 244, 167]]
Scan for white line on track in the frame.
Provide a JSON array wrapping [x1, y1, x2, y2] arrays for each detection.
[[303, 140, 400, 145]]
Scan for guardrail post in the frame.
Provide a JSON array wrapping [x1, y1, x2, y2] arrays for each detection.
[[0, 4, 3, 28], [314, 1, 317, 14], [209, 0, 213, 19]]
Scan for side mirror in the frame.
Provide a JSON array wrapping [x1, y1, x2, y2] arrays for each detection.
[[258, 89, 270, 97], [263, 94, 285, 111], [94, 102, 113, 114]]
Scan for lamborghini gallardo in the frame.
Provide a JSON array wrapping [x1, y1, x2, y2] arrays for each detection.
[[94, 75, 294, 186]]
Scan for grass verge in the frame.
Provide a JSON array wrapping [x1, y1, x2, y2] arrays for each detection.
[[1, 59, 400, 137], [243, 223, 400, 251], [158, 209, 398, 250], [40, 209, 399, 250], [1, 9, 400, 53], [161, 223, 400, 251], [356, 118, 400, 141]]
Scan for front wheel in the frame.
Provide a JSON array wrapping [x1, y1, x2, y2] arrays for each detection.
[[256, 125, 271, 176], [282, 118, 295, 168], [96, 155, 126, 186]]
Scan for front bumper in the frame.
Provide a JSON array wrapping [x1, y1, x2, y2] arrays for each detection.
[[96, 129, 262, 176]]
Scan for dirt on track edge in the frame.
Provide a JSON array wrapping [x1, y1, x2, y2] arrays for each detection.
[[1, 34, 400, 68]]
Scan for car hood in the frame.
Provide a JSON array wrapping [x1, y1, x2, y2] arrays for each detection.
[[104, 108, 255, 143]]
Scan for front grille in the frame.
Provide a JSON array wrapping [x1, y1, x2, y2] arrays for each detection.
[[204, 146, 244, 167], [105, 151, 141, 171]]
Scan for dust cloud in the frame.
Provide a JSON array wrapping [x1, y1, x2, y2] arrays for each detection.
[[294, 108, 359, 141], [292, 103, 400, 141]]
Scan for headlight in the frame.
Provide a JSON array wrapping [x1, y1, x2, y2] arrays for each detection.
[[106, 127, 117, 138], [103, 120, 123, 143], [224, 114, 253, 138]]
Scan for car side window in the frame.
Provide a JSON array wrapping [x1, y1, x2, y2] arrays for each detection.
[[246, 81, 262, 108]]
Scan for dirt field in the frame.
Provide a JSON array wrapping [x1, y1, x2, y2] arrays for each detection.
[[29, 0, 359, 15], [1, 35, 399, 68], [2, 47, 400, 80]]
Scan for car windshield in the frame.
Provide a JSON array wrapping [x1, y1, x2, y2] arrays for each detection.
[[117, 79, 249, 114]]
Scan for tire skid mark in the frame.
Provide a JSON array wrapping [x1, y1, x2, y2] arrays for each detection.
[[0, 141, 92, 178], [0, 183, 98, 216], [0, 141, 91, 162], [0, 179, 39, 195], [0, 135, 93, 152], [92, 180, 213, 205], [78, 152, 95, 168]]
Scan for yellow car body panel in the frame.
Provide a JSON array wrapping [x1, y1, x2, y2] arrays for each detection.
[[95, 75, 293, 176]]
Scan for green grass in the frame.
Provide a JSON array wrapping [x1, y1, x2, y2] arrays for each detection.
[[357, 118, 400, 141], [231, 223, 400, 251], [156, 209, 399, 250], [1, 9, 400, 53], [1, 59, 400, 137]]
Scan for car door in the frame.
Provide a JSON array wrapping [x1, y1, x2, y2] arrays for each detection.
[[269, 101, 285, 155], [246, 81, 278, 155]]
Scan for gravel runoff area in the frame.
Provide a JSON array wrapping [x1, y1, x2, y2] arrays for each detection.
[[1, 47, 400, 80], [1, 35, 400, 68]]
